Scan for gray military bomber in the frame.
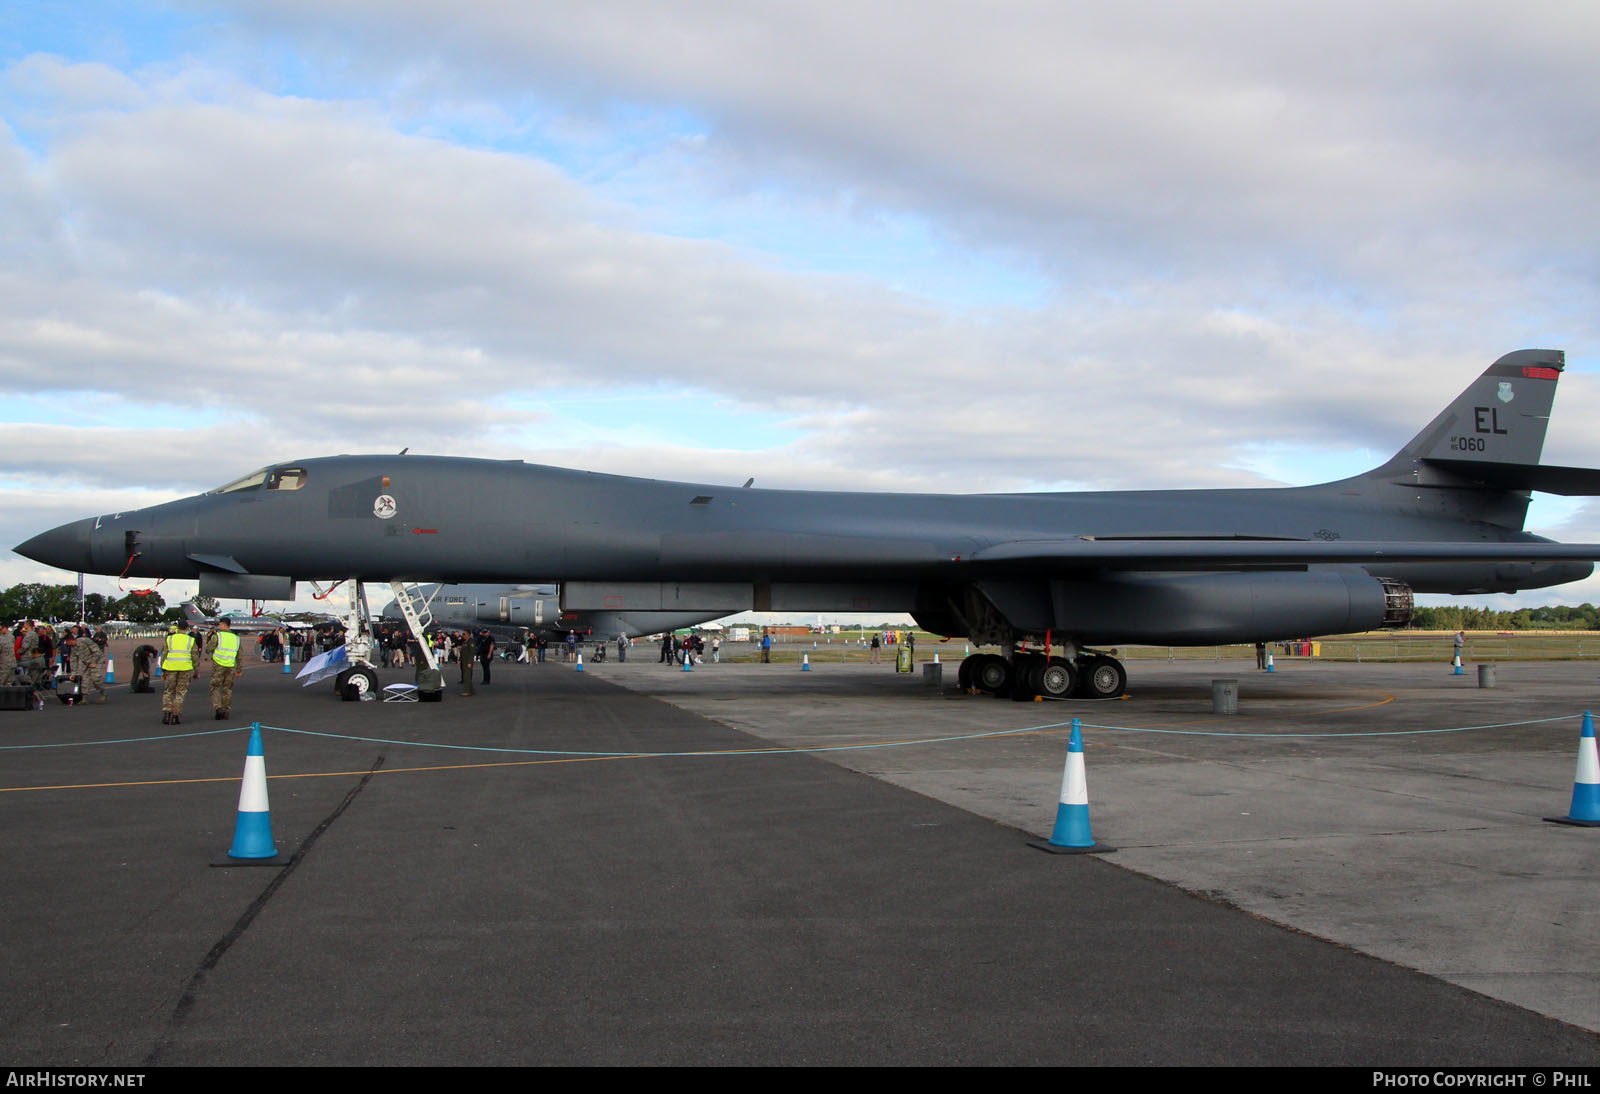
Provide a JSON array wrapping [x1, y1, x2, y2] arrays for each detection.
[[18, 349, 1600, 700]]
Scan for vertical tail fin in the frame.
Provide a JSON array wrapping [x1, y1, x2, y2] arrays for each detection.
[[1351, 349, 1569, 530], [1390, 348, 1563, 469]]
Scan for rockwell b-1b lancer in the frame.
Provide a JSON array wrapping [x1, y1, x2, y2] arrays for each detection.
[[17, 349, 1600, 699]]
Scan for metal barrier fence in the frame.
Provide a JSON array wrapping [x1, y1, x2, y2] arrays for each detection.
[[1120, 635, 1598, 663], [721, 633, 1599, 664]]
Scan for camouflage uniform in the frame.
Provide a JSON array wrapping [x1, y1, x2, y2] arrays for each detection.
[[161, 626, 201, 723], [206, 626, 242, 718], [17, 625, 46, 693], [71, 628, 107, 703], [0, 626, 16, 685]]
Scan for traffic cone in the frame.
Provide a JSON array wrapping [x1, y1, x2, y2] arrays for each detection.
[[1546, 711, 1600, 827], [575, 651, 584, 672], [213, 723, 287, 866], [801, 652, 811, 672], [105, 654, 115, 684], [1029, 720, 1114, 854], [1452, 653, 1464, 675], [282, 647, 293, 674], [1265, 652, 1275, 673], [933, 651, 940, 665], [681, 653, 693, 672]]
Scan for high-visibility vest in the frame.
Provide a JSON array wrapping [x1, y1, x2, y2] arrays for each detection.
[[212, 631, 240, 668], [162, 632, 197, 672]]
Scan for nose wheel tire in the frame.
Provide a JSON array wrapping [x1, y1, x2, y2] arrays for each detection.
[[337, 666, 380, 701]]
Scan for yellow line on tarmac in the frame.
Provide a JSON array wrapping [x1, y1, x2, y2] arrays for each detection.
[[0, 687, 1401, 794]]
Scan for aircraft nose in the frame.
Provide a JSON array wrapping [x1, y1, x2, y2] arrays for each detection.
[[15, 517, 97, 573]]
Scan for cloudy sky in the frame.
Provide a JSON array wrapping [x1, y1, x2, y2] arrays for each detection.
[[3, 0, 1598, 612]]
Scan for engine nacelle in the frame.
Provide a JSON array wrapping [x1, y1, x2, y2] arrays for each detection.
[[1044, 570, 1414, 646]]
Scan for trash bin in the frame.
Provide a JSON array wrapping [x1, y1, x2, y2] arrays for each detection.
[[1212, 679, 1239, 714]]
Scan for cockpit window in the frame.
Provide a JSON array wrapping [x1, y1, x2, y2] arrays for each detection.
[[207, 466, 308, 495], [268, 467, 307, 491], [208, 468, 270, 495]]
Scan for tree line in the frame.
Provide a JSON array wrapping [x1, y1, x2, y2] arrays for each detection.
[[0, 583, 179, 624], [1408, 604, 1600, 631]]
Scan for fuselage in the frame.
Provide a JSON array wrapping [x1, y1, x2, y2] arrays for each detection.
[[32, 454, 1587, 595]]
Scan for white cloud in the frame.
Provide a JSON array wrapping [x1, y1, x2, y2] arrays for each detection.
[[4, 7, 1599, 613]]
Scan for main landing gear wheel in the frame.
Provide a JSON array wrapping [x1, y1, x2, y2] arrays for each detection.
[[1032, 656, 1077, 700], [957, 656, 975, 690], [970, 654, 1012, 696], [337, 666, 379, 702], [1011, 654, 1043, 701], [1077, 655, 1127, 699]]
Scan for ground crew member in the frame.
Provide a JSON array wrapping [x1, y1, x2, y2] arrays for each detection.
[[71, 625, 107, 704], [206, 617, 242, 719], [477, 628, 495, 685], [17, 621, 47, 707], [0, 623, 16, 684], [458, 629, 476, 696], [161, 619, 200, 725]]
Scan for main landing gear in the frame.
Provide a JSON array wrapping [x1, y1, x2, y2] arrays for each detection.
[[957, 648, 1127, 701]]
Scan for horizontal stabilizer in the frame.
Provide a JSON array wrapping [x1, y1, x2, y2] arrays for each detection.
[[1420, 459, 1600, 496]]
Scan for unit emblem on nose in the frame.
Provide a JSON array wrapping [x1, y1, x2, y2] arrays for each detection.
[[373, 495, 398, 519]]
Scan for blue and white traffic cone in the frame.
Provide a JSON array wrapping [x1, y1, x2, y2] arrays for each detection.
[[213, 723, 286, 865], [681, 652, 693, 672], [105, 654, 115, 684], [282, 647, 292, 674], [1265, 652, 1275, 673], [933, 651, 940, 665], [153, 657, 162, 678], [1029, 719, 1114, 854], [1546, 710, 1600, 827], [1452, 653, 1464, 675], [801, 652, 811, 672], [575, 651, 584, 672]]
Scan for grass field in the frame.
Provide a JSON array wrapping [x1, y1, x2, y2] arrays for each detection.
[[710, 629, 1600, 665]]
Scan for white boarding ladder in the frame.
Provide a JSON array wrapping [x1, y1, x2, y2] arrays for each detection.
[[389, 581, 441, 674]]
